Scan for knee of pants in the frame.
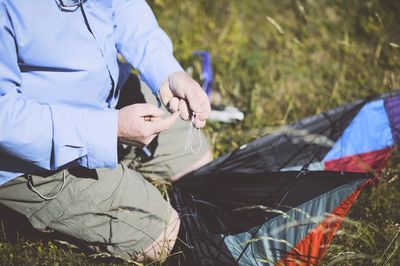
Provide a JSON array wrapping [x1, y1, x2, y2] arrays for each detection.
[[108, 208, 181, 262]]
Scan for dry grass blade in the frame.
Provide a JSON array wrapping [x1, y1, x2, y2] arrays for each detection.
[[376, 227, 400, 265], [326, 252, 374, 266], [265, 16, 284, 34]]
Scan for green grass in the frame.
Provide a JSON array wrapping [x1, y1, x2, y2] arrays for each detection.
[[1, 0, 399, 265], [153, 0, 399, 157]]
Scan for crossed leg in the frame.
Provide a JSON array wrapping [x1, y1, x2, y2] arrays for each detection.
[[0, 75, 212, 262]]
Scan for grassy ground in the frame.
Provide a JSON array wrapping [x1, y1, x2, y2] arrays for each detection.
[[1, 0, 399, 265]]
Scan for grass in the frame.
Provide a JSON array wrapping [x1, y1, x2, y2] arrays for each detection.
[[1, 0, 399, 265]]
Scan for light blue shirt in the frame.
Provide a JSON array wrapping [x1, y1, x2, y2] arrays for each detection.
[[0, 0, 183, 185]]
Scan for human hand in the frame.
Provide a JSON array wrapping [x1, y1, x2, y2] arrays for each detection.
[[159, 71, 211, 128], [118, 103, 179, 147]]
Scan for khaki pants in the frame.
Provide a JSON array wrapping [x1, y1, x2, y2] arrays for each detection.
[[0, 76, 209, 260]]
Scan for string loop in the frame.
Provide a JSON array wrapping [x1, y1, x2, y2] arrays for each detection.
[[27, 170, 67, 200], [185, 112, 202, 154]]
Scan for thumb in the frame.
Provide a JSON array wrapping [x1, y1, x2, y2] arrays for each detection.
[[147, 112, 180, 134], [135, 103, 165, 117], [186, 91, 211, 121]]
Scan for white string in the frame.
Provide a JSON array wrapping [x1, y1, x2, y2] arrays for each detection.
[[185, 112, 202, 154], [27, 170, 67, 200]]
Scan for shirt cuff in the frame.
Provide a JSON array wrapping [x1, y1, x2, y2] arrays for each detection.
[[140, 53, 184, 94], [79, 108, 119, 169]]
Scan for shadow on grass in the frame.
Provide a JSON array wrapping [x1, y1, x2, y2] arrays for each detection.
[[0, 204, 129, 265]]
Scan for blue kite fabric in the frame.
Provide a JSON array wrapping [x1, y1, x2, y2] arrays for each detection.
[[166, 91, 400, 266], [385, 95, 400, 143], [193, 50, 213, 97]]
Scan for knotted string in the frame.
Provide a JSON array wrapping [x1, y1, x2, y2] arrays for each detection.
[[185, 112, 202, 154]]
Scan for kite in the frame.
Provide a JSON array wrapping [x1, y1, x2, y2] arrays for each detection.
[[166, 91, 399, 265]]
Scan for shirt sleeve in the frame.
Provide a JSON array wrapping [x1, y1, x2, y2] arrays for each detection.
[[0, 4, 118, 172], [113, 0, 184, 94]]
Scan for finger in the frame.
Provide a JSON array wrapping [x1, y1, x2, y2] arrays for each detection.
[[143, 134, 158, 146], [194, 117, 206, 128], [158, 79, 175, 106], [179, 99, 190, 120], [149, 116, 162, 122], [186, 91, 211, 121], [197, 99, 212, 121], [135, 103, 165, 117], [168, 97, 180, 113], [147, 112, 180, 134], [144, 116, 162, 122]]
